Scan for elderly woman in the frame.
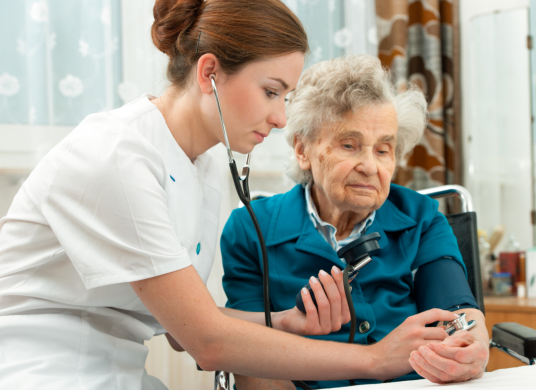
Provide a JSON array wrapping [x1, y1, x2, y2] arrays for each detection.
[[221, 55, 488, 389]]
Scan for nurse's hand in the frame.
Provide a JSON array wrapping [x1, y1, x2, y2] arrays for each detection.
[[273, 266, 351, 336], [370, 309, 459, 381]]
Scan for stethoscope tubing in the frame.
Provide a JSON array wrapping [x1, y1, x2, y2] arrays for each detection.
[[211, 74, 315, 389], [210, 75, 272, 328]]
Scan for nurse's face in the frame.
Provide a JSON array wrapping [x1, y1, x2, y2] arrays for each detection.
[[212, 52, 304, 154]]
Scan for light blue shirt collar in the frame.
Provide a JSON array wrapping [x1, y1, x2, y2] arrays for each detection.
[[304, 182, 376, 257]]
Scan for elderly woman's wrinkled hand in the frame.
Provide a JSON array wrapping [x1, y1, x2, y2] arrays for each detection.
[[408, 330, 489, 383], [369, 309, 459, 381], [273, 266, 351, 336]]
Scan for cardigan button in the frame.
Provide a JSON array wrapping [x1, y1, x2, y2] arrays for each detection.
[[359, 321, 370, 334]]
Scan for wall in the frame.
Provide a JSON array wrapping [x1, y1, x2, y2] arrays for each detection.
[[459, 0, 534, 252]]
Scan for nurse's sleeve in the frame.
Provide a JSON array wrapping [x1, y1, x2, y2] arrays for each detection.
[[221, 209, 265, 312], [41, 125, 191, 289]]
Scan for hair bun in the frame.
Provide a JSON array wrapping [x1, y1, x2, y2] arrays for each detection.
[[151, 0, 204, 54]]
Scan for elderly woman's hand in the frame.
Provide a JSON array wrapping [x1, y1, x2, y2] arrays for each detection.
[[408, 309, 489, 384], [408, 309, 489, 383], [369, 309, 459, 381], [409, 331, 488, 383], [273, 266, 351, 336]]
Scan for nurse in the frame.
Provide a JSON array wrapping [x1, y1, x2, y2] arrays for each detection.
[[0, 0, 458, 388]]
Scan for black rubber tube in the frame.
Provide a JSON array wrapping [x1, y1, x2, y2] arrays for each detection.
[[243, 201, 272, 328], [229, 161, 271, 328], [230, 162, 319, 390], [343, 265, 357, 387]]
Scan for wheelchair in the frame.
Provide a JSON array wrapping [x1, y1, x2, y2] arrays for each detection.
[[209, 185, 536, 390]]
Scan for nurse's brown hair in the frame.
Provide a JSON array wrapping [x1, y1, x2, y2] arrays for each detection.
[[151, 0, 309, 89]]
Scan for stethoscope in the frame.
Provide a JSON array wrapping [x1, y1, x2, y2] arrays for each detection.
[[209, 74, 474, 389], [210, 74, 354, 389], [211, 74, 319, 390], [210, 74, 273, 328]]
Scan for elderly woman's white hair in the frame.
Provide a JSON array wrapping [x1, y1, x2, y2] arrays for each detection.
[[285, 54, 427, 185]]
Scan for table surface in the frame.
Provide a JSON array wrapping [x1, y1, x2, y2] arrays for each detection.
[[336, 365, 536, 389]]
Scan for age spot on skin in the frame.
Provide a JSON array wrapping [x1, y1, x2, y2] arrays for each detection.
[[320, 146, 337, 176], [318, 145, 331, 164]]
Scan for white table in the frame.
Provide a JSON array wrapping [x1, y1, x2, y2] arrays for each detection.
[[336, 365, 536, 389]]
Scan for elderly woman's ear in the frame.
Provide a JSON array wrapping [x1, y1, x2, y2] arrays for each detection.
[[294, 135, 311, 171]]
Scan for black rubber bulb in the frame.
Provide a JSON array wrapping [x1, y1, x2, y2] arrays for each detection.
[[295, 233, 381, 313]]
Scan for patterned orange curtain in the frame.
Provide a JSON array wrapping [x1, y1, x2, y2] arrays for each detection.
[[376, 0, 461, 190]]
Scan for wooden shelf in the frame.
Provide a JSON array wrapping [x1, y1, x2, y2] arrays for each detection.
[[484, 297, 536, 313]]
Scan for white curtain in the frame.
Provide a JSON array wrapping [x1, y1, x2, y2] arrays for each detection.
[[0, 0, 125, 216], [0, 0, 123, 126]]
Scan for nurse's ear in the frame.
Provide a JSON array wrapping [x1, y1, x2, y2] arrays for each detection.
[[196, 53, 221, 95]]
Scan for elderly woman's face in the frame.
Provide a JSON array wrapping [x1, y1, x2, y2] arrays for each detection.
[[298, 104, 398, 215]]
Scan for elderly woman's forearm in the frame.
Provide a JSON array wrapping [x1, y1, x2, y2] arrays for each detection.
[[234, 375, 297, 390], [219, 307, 267, 326], [453, 308, 489, 377], [219, 307, 290, 333], [453, 309, 488, 344]]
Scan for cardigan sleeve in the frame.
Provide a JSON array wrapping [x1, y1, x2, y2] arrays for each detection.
[[414, 257, 479, 313], [411, 199, 466, 273], [221, 209, 266, 312]]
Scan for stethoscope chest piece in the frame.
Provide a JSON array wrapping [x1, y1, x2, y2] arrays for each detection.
[[445, 312, 476, 336]]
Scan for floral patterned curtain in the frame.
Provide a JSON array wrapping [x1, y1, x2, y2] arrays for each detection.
[[376, 0, 461, 190], [0, 0, 123, 126]]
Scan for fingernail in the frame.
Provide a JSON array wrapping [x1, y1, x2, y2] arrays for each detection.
[[310, 276, 319, 284], [420, 346, 429, 355], [332, 266, 341, 274], [319, 270, 328, 276], [411, 352, 421, 361], [455, 313, 460, 317], [302, 288, 309, 295]]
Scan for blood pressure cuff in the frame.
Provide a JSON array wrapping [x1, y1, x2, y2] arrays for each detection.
[[414, 257, 479, 313]]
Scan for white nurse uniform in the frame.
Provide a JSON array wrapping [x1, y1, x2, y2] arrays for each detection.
[[0, 95, 221, 389]]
